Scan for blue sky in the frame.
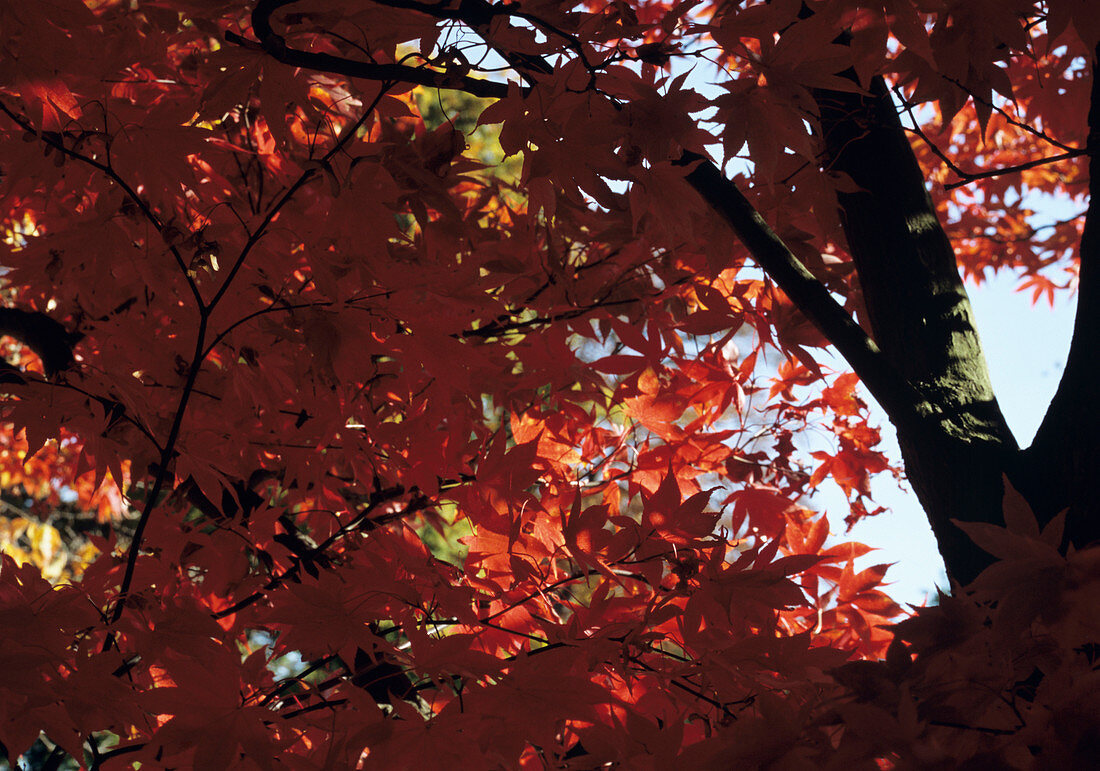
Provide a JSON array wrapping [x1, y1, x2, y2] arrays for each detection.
[[464, 38, 1083, 608]]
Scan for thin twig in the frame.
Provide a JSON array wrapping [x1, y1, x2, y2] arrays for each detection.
[[893, 85, 1085, 190], [0, 100, 203, 308], [109, 84, 394, 630]]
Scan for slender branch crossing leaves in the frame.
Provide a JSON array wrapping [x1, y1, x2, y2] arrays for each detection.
[[0, 1, 1097, 767]]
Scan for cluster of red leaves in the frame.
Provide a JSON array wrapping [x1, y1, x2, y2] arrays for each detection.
[[830, 486, 1100, 767], [0, 0, 1093, 768]]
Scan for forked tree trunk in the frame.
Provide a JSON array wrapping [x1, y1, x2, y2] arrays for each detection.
[[813, 59, 1100, 584]]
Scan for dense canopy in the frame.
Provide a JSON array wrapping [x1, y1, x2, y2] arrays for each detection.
[[1, 0, 1099, 767]]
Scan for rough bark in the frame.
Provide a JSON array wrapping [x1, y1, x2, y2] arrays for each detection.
[[814, 78, 1019, 585], [1021, 46, 1100, 550]]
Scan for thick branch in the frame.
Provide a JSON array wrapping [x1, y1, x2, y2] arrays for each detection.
[[245, 1, 1011, 579], [1023, 46, 1100, 548], [677, 153, 926, 434], [244, 2, 921, 434], [232, 0, 511, 99], [0, 307, 79, 376]]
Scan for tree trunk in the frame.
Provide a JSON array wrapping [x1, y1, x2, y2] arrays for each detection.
[[814, 78, 1019, 585], [814, 53, 1100, 581], [1018, 45, 1100, 550]]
